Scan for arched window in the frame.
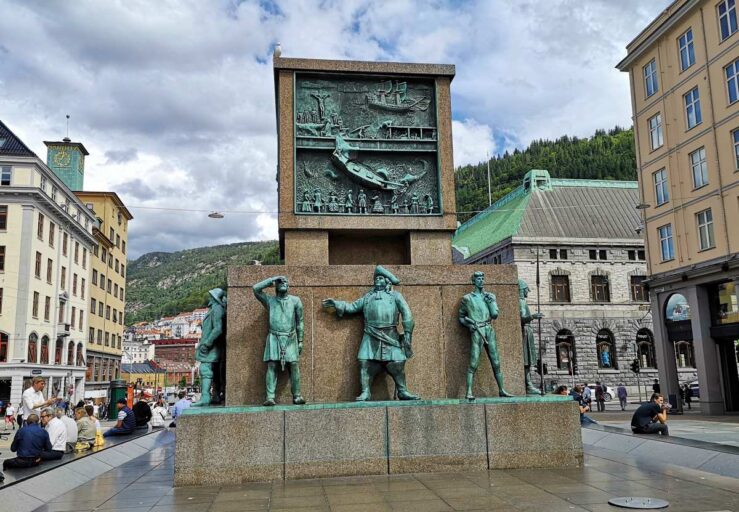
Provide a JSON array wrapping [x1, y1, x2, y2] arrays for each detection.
[[27, 333, 38, 363], [54, 338, 63, 365], [0, 332, 8, 362], [76, 343, 85, 367], [555, 329, 576, 371], [40, 335, 49, 364], [636, 329, 657, 368], [596, 329, 617, 369], [675, 341, 696, 368], [67, 341, 75, 366]]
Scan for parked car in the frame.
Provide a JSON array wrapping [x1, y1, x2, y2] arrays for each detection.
[[688, 380, 700, 399], [587, 384, 616, 402]]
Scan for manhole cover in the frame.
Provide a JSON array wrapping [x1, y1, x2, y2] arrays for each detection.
[[608, 497, 669, 509]]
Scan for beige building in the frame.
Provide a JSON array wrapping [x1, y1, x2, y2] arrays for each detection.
[[0, 121, 97, 406], [617, 0, 739, 414], [74, 192, 132, 401]]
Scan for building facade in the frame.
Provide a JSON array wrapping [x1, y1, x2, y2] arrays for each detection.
[[0, 121, 96, 405], [151, 338, 198, 364], [122, 338, 155, 364], [617, 0, 739, 414], [73, 192, 132, 401], [453, 171, 664, 391]]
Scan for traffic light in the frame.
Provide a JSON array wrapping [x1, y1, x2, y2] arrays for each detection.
[[572, 361, 579, 374], [534, 360, 548, 375], [630, 358, 640, 374]]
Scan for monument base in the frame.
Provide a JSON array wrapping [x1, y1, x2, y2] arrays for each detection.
[[174, 396, 582, 486]]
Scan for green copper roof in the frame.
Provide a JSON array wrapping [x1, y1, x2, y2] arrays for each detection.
[[453, 170, 640, 260]]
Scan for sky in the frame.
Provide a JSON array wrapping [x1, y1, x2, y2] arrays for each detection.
[[0, 0, 671, 259]]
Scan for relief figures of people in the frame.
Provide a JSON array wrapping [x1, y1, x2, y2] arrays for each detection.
[[192, 288, 227, 407], [520, 279, 544, 395], [253, 276, 306, 406], [322, 266, 419, 402], [459, 272, 513, 400]]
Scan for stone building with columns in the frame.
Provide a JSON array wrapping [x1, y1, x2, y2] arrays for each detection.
[[453, 170, 685, 392]]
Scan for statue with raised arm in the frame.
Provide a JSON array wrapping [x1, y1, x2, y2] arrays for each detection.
[[253, 276, 305, 406], [519, 279, 544, 395], [322, 266, 419, 401], [193, 288, 227, 407], [459, 271, 513, 400]]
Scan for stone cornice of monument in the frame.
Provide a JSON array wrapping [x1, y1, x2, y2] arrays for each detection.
[[273, 54, 459, 265]]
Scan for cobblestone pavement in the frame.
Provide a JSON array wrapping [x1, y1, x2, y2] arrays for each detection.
[[27, 438, 739, 512]]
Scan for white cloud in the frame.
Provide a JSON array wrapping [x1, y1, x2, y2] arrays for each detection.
[[0, 0, 670, 258]]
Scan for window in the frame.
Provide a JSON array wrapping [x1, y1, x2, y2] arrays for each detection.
[[44, 296, 50, 321], [99, 273, 105, 290], [91, 298, 96, 314], [98, 302, 103, 316], [107, 279, 112, 293], [689, 147, 709, 188], [109, 227, 114, 241], [733, 129, 739, 169], [0, 205, 6, 230], [105, 332, 110, 346], [644, 58, 659, 97], [89, 328, 94, 344], [55, 339, 63, 365], [60, 266, 66, 289], [77, 342, 84, 366], [101, 248, 106, 262], [599, 249, 607, 260], [653, 168, 669, 206], [58, 300, 64, 323], [550, 275, 571, 302], [0, 245, 4, 271], [113, 309, 118, 323], [27, 333, 37, 363], [676, 341, 696, 368], [82, 248, 87, 269], [34, 251, 42, 278], [72, 273, 77, 296], [108, 255, 112, 269], [97, 329, 102, 345], [106, 306, 110, 320], [32, 292, 39, 317], [49, 222, 55, 247], [115, 259, 119, 272], [696, 208, 715, 250], [0, 288, 3, 313], [638, 250, 646, 260], [121, 264, 125, 277], [46, 258, 52, 283], [116, 234, 120, 248], [122, 240, 126, 254], [630, 275, 649, 302], [559, 249, 567, 260], [0, 166, 11, 186], [627, 250, 636, 261], [678, 28, 695, 71], [71, 307, 76, 329], [81, 278, 85, 299], [79, 310, 83, 330], [727, 58, 739, 103], [92, 269, 97, 285], [658, 224, 674, 261], [37, 213, 44, 239], [74, 242, 79, 264], [591, 275, 611, 302], [684, 87, 702, 129], [589, 249, 597, 260], [718, 0, 738, 40], [636, 329, 656, 368], [51, 187, 57, 201], [67, 341, 74, 365], [62, 232, 68, 256], [114, 283, 118, 296], [596, 329, 617, 369], [549, 249, 558, 259], [648, 113, 663, 150], [555, 330, 576, 372]]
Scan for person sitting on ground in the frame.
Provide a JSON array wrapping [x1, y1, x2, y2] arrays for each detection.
[[132, 399, 152, 427], [40, 407, 67, 460], [75, 407, 96, 444], [572, 385, 597, 426], [104, 399, 136, 437], [56, 408, 78, 452], [2, 414, 51, 470], [170, 391, 191, 427], [150, 399, 168, 429], [631, 393, 669, 435]]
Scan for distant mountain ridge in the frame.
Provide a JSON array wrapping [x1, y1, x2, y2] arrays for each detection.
[[125, 241, 279, 324]]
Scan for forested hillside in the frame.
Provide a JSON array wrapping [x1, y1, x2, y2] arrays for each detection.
[[125, 241, 279, 324], [455, 126, 636, 223]]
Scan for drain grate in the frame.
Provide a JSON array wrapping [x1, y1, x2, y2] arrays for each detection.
[[608, 497, 670, 509]]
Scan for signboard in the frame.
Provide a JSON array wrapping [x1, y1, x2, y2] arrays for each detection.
[[31, 369, 43, 375], [84, 389, 108, 398]]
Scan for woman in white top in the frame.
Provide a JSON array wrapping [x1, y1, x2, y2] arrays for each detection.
[[150, 400, 168, 428]]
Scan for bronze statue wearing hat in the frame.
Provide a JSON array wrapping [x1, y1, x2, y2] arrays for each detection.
[[253, 276, 305, 406], [322, 265, 419, 401], [193, 288, 227, 407], [519, 279, 544, 395], [459, 271, 513, 399]]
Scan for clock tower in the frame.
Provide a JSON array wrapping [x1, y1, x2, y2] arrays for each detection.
[[44, 137, 89, 191]]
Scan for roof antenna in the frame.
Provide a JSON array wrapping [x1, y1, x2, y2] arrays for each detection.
[[63, 114, 71, 142]]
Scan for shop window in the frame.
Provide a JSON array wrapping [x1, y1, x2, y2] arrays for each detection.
[[636, 329, 657, 368], [676, 341, 696, 368], [555, 329, 575, 371], [596, 329, 617, 369]]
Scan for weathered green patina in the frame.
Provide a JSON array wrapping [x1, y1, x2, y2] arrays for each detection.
[[458, 271, 513, 399], [519, 279, 543, 395], [294, 73, 440, 216], [253, 276, 305, 406], [192, 288, 227, 407], [322, 266, 419, 401]]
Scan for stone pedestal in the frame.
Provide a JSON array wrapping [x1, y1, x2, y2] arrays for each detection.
[[226, 264, 524, 406], [174, 396, 582, 486]]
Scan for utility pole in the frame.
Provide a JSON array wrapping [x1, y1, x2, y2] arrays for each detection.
[[486, 151, 492, 207], [536, 249, 544, 394]]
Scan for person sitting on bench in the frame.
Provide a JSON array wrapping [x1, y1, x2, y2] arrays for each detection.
[[104, 399, 136, 437], [2, 414, 51, 470]]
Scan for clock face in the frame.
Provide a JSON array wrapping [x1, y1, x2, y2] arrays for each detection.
[[53, 148, 71, 167]]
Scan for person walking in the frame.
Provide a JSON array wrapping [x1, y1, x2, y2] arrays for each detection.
[[582, 382, 592, 408], [4, 402, 15, 430], [594, 382, 605, 412], [617, 383, 628, 411], [683, 383, 693, 410]]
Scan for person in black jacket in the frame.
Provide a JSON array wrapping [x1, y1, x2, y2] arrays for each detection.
[[631, 393, 669, 435], [132, 400, 152, 427]]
